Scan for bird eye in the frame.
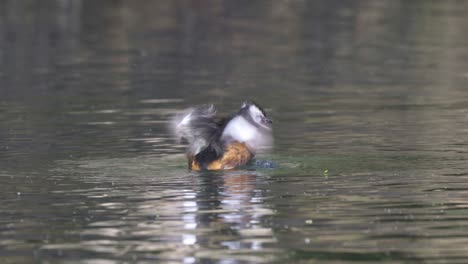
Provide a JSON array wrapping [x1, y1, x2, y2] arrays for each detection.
[[255, 115, 262, 123]]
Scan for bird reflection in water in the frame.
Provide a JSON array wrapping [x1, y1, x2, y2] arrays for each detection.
[[180, 171, 276, 260]]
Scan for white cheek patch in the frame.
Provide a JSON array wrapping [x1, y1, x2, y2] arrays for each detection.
[[253, 114, 261, 124], [249, 105, 263, 118], [248, 105, 272, 130]]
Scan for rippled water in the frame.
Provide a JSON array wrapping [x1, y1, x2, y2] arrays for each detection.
[[2, 1, 468, 263]]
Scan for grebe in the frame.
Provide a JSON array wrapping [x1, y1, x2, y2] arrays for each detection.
[[171, 101, 273, 170]]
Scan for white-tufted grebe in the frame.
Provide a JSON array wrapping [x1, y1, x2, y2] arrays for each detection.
[[171, 101, 273, 170]]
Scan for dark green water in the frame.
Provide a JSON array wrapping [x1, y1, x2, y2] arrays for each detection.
[[2, 1, 468, 263]]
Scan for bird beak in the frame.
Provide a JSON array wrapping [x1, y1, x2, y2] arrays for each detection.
[[262, 117, 273, 124]]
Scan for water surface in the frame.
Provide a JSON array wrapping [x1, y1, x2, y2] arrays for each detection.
[[2, 1, 468, 263]]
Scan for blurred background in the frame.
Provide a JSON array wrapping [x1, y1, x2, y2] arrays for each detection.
[[1, 0, 467, 161], [2, 1, 468, 263]]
